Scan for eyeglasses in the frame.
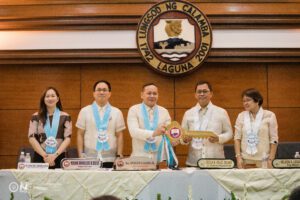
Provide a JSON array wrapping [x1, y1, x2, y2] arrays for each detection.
[[95, 88, 109, 92], [196, 90, 210, 94], [242, 98, 253, 103]]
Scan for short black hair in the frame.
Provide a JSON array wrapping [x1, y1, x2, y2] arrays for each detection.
[[241, 88, 263, 106], [195, 81, 213, 92], [289, 186, 300, 200], [142, 83, 157, 91], [93, 80, 111, 92], [91, 195, 121, 200]]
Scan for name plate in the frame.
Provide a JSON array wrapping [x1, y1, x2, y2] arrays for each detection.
[[114, 157, 157, 171], [272, 159, 300, 168], [197, 159, 234, 169], [61, 158, 101, 170], [17, 162, 49, 170]]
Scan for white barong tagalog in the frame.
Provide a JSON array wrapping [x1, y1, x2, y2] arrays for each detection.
[[244, 107, 263, 155], [191, 106, 213, 150]]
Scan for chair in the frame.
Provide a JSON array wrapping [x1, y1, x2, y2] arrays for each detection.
[[276, 142, 300, 159], [65, 147, 78, 158], [224, 144, 236, 167]]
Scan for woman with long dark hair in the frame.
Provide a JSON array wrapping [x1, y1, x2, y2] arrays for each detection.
[[28, 87, 72, 168]]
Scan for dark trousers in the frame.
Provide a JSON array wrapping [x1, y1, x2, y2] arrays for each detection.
[[33, 152, 65, 169], [102, 162, 114, 168]]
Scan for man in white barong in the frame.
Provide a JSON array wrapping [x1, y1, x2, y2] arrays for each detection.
[[127, 83, 177, 167], [181, 81, 233, 167], [76, 80, 126, 168]]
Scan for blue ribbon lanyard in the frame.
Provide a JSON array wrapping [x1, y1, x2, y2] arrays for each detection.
[[92, 102, 111, 152], [157, 135, 179, 168], [141, 103, 159, 152], [44, 107, 61, 154]]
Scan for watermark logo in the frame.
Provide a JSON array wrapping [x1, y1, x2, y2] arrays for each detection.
[[8, 181, 29, 193]]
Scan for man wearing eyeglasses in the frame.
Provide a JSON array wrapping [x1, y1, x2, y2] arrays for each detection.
[[181, 81, 233, 167], [76, 80, 126, 168]]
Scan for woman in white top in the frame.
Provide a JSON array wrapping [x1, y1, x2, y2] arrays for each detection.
[[234, 88, 278, 169]]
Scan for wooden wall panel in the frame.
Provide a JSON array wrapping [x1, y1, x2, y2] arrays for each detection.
[[120, 109, 131, 156], [268, 64, 300, 107], [1, 3, 299, 17], [1, 49, 300, 65], [270, 108, 300, 142], [1, 1, 299, 5], [0, 109, 79, 155], [175, 63, 267, 109], [81, 64, 175, 109], [0, 65, 81, 109], [0, 110, 32, 155], [0, 156, 18, 169], [1, 2, 300, 30], [62, 109, 80, 147], [176, 156, 187, 168], [0, 63, 299, 169]]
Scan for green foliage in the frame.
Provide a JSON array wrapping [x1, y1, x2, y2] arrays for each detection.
[[157, 193, 162, 200], [281, 194, 290, 200], [10, 192, 14, 200], [44, 197, 53, 200], [231, 191, 237, 200], [126, 192, 235, 200], [155, 193, 172, 200]]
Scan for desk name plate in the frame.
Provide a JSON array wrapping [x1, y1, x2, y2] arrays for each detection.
[[197, 159, 235, 169], [272, 159, 300, 168], [17, 162, 49, 170], [114, 157, 157, 171], [61, 158, 101, 170]]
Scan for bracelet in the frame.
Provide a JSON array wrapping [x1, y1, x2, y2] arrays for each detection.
[[235, 154, 241, 157]]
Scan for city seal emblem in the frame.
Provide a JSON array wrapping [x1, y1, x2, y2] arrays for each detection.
[[137, 0, 212, 76]]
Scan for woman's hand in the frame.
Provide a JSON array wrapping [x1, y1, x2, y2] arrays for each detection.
[[236, 156, 244, 169], [44, 154, 57, 167], [267, 159, 273, 169]]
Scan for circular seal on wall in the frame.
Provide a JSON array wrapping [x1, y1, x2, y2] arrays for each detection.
[[137, 0, 212, 76]]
